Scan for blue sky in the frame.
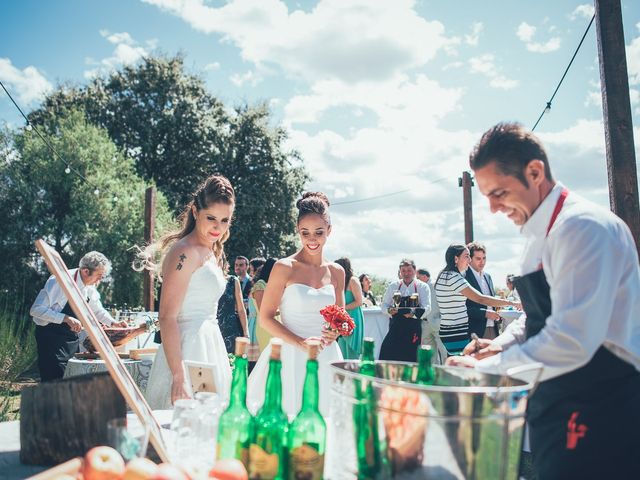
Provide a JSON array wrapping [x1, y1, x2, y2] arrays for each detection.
[[2, 0, 640, 286]]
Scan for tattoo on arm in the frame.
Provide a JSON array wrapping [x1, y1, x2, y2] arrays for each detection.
[[176, 253, 187, 271]]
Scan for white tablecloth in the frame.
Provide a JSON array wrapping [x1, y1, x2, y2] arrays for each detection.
[[63, 357, 154, 392], [362, 307, 389, 359]]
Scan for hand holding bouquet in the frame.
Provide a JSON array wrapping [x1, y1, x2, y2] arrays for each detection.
[[320, 304, 355, 337]]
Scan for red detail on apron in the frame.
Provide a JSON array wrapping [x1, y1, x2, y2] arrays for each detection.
[[412, 333, 419, 344], [566, 411, 587, 449]]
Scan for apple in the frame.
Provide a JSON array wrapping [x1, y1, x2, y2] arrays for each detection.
[[209, 459, 248, 480], [151, 463, 189, 480], [83, 446, 126, 480], [123, 457, 159, 480]]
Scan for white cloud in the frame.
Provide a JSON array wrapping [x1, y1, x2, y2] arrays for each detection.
[[230, 70, 261, 87], [204, 62, 221, 71], [570, 4, 595, 21], [516, 21, 561, 53], [464, 22, 483, 46], [627, 23, 640, 85], [0, 58, 52, 105], [84, 30, 148, 79], [468, 54, 518, 90], [143, 0, 452, 84], [516, 22, 536, 42]]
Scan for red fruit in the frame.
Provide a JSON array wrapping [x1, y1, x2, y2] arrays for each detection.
[[209, 458, 248, 480], [82, 446, 126, 480]]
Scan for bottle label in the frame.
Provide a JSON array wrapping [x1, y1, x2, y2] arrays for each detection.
[[289, 443, 324, 480], [249, 444, 280, 479]]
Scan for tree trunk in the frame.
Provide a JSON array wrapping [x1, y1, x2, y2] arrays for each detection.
[[20, 372, 126, 465]]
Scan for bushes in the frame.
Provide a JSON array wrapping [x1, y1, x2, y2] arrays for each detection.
[[0, 295, 37, 421]]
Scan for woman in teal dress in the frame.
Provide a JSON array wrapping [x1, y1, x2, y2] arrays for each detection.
[[335, 257, 364, 359]]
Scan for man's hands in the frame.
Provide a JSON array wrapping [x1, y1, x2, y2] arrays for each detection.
[[445, 337, 503, 368], [110, 320, 129, 328], [63, 315, 82, 333], [486, 310, 501, 321]]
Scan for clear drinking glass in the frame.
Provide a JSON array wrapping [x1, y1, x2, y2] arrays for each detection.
[[106, 417, 149, 462]]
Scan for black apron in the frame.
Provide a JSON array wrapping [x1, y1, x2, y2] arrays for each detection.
[[35, 272, 84, 382], [513, 188, 640, 479], [379, 284, 423, 362]]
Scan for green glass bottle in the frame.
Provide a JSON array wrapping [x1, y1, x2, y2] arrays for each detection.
[[249, 338, 288, 480], [288, 341, 326, 480], [416, 345, 435, 385], [355, 337, 383, 479], [217, 337, 253, 469]]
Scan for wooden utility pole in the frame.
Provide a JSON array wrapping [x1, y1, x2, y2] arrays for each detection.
[[459, 171, 474, 244], [595, 0, 640, 257], [143, 186, 156, 311]]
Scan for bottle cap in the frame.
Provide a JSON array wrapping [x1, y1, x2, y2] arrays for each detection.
[[235, 336, 250, 356], [270, 337, 283, 360], [306, 340, 321, 360]]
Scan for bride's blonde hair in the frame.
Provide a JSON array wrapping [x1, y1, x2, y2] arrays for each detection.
[[133, 175, 235, 276]]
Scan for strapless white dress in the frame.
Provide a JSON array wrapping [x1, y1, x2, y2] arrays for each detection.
[[247, 283, 343, 417], [145, 259, 232, 409]]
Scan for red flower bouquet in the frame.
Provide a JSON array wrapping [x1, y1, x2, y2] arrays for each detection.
[[320, 304, 355, 337]]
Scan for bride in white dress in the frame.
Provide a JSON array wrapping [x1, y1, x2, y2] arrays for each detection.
[[247, 192, 344, 417], [143, 175, 235, 409]]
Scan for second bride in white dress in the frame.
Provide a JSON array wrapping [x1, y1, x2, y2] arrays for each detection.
[[247, 192, 344, 417]]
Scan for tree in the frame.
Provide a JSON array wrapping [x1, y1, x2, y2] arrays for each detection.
[[29, 55, 229, 211], [29, 54, 309, 261], [0, 111, 174, 306], [221, 104, 308, 261]]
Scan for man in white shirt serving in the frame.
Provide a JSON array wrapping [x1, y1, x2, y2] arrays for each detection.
[[379, 258, 431, 362], [30, 251, 125, 381], [448, 122, 640, 478]]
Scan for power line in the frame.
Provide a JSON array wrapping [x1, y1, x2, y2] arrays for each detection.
[[532, 14, 596, 131], [0, 79, 112, 198], [333, 176, 449, 206]]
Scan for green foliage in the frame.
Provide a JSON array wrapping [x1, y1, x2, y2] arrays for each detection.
[[28, 54, 308, 262], [221, 104, 308, 260], [0, 111, 175, 306], [368, 274, 390, 299], [0, 295, 37, 421]]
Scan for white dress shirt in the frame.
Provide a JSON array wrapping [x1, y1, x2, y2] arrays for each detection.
[[381, 279, 432, 319], [470, 267, 495, 327], [30, 269, 114, 327], [477, 182, 640, 381]]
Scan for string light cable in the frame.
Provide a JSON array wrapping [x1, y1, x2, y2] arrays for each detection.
[[0, 79, 114, 199], [531, 14, 596, 131]]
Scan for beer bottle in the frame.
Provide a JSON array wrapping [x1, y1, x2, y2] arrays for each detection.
[[355, 337, 383, 479], [288, 341, 325, 480], [249, 338, 288, 480], [217, 337, 253, 469], [416, 344, 435, 385]]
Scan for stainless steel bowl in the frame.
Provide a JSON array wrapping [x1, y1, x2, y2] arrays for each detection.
[[327, 361, 542, 479]]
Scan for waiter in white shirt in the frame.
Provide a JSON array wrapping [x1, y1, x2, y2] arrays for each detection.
[[30, 251, 124, 381], [449, 123, 640, 478], [379, 258, 431, 362]]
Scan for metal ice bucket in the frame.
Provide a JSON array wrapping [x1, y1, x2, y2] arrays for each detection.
[[327, 361, 542, 480]]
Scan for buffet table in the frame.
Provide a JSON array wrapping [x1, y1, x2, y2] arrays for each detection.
[[63, 357, 154, 392], [362, 307, 389, 359]]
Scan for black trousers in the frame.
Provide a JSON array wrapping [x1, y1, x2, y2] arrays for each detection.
[[528, 349, 640, 479], [35, 323, 79, 382]]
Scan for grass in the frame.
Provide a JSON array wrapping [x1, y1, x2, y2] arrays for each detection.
[[0, 295, 38, 422]]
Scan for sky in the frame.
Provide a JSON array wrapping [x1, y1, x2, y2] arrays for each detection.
[[2, 0, 640, 287]]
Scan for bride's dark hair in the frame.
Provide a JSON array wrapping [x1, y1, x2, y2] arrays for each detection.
[[296, 191, 330, 224]]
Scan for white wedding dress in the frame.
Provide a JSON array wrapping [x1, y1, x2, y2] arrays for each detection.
[[247, 283, 344, 418], [145, 258, 232, 409]]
